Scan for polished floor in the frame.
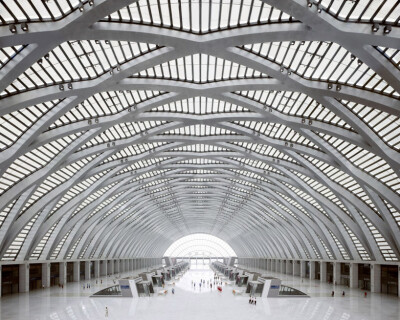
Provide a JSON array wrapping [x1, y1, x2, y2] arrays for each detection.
[[0, 265, 399, 320]]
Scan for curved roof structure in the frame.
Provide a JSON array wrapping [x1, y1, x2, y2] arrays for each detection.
[[164, 233, 236, 257], [0, 0, 399, 263]]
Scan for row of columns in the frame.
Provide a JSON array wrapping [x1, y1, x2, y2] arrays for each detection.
[[239, 258, 400, 297], [1, 257, 161, 295]]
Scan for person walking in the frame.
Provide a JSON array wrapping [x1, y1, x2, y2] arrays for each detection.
[[172, 288, 175, 294], [105, 307, 108, 318], [254, 297, 256, 305], [331, 291, 334, 297], [342, 291, 345, 297]]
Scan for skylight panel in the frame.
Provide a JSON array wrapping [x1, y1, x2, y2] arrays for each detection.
[[105, 0, 295, 34], [152, 97, 250, 114], [241, 41, 399, 97], [133, 53, 268, 83], [0, 99, 62, 150], [321, 0, 400, 25], [317, 133, 400, 193], [163, 124, 239, 136], [1, 41, 160, 98]]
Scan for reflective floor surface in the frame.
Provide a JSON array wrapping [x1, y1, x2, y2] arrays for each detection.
[[0, 265, 399, 320]]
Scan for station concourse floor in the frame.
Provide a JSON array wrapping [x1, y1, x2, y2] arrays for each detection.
[[0, 266, 399, 320]]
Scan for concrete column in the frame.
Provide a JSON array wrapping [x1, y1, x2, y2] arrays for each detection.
[[320, 262, 327, 282], [0, 266, 2, 296], [350, 263, 358, 288], [42, 263, 51, 288], [19, 263, 29, 293], [94, 261, 100, 278], [293, 261, 300, 276], [371, 264, 381, 293], [300, 261, 306, 278], [100, 260, 107, 276], [275, 260, 279, 272], [73, 261, 80, 282], [280, 260, 285, 274], [398, 266, 400, 298], [59, 262, 67, 285], [108, 260, 114, 275], [286, 260, 292, 275], [115, 260, 120, 273], [333, 262, 341, 285], [85, 261, 91, 281], [309, 261, 316, 280]]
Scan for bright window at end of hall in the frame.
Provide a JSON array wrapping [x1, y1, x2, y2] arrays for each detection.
[[164, 234, 237, 258]]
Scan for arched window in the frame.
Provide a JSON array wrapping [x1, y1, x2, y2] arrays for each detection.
[[164, 234, 236, 257]]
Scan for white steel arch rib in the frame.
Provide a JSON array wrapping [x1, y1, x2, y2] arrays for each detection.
[[0, 0, 399, 264]]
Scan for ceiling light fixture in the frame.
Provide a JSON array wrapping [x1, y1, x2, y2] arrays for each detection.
[[21, 23, 28, 32], [372, 23, 379, 32], [384, 25, 392, 34]]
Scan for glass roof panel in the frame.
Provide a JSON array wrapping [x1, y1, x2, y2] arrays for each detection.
[[164, 233, 236, 257]]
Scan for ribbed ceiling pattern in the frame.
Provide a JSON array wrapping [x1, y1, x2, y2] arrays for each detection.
[[0, 0, 399, 263]]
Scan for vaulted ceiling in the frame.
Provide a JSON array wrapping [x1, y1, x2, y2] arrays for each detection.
[[0, 0, 399, 263]]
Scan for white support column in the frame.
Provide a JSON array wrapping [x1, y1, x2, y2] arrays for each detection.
[[293, 261, 300, 276], [398, 266, 400, 298], [320, 262, 327, 282], [275, 260, 279, 272], [59, 262, 67, 285], [286, 260, 292, 275], [100, 260, 107, 277], [73, 261, 80, 282], [333, 262, 341, 285], [300, 261, 306, 278], [280, 260, 285, 274], [115, 260, 120, 273], [85, 261, 91, 281], [370, 264, 381, 293], [310, 261, 316, 280], [350, 263, 358, 289], [108, 260, 114, 275], [42, 263, 51, 288], [94, 261, 100, 278], [19, 263, 29, 293]]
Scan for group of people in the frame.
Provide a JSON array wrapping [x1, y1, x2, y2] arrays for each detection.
[[82, 283, 91, 289], [331, 290, 346, 297], [249, 296, 257, 305], [192, 278, 215, 290]]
